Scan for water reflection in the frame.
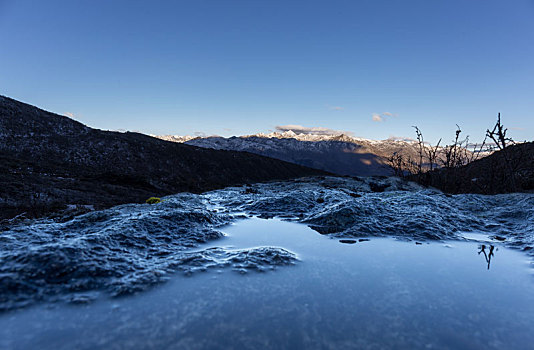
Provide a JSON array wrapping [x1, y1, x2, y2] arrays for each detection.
[[478, 244, 496, 270], [1, 218, 533, 350]]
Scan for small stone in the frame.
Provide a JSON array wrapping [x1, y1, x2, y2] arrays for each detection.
[[339, 239, 357, 244]]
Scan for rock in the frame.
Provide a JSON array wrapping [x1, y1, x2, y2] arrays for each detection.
[[369, 182, 390, 192], [339, 239, 357, 244]]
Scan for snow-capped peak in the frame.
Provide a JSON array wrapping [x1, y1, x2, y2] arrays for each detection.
[[153, 130, 419, 147]]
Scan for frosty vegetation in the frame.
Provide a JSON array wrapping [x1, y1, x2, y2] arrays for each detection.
[[387, 114, 532, 194]]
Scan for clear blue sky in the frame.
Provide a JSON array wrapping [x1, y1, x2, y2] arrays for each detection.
[[1, 0, 533, 143]]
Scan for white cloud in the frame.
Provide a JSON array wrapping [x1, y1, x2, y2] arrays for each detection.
[[372, 112, 397, 122], [275, 124, 353, 136], [372, 114, 383, 122], [387, 135, 416, 142]]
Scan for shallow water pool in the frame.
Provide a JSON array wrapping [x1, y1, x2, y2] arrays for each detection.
[[1, 217, 533, 349]]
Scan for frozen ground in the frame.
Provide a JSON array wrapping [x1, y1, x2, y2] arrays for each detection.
[[1, 176, 534, 349], [1, 177, 533, 312]]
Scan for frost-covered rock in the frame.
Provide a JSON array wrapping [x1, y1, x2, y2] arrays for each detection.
[[1, 176, 533, 311]]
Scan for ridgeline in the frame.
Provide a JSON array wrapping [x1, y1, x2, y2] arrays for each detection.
[[0, 96, 325, 220]]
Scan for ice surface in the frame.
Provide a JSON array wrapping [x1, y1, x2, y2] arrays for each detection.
[[1, 217, 533, 350], [1, 176, 533, 311]]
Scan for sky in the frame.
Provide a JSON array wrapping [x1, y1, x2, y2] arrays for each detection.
[[1, 0, 533, 143]]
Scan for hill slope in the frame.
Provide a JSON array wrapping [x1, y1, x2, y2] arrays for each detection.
[[415, 142, 534, 194], [0, 96, 325, 219]]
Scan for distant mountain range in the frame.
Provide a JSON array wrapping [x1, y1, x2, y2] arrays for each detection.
[[157, 131, 534, 194], [0, 96, 324, 219], [156, 131, 426, 176]]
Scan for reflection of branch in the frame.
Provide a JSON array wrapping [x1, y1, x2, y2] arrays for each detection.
[[478, 244, 495, 270]]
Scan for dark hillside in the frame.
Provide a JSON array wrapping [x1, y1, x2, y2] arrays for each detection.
[[0, 96, 325, 219], [417, 142, 534, 194]]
